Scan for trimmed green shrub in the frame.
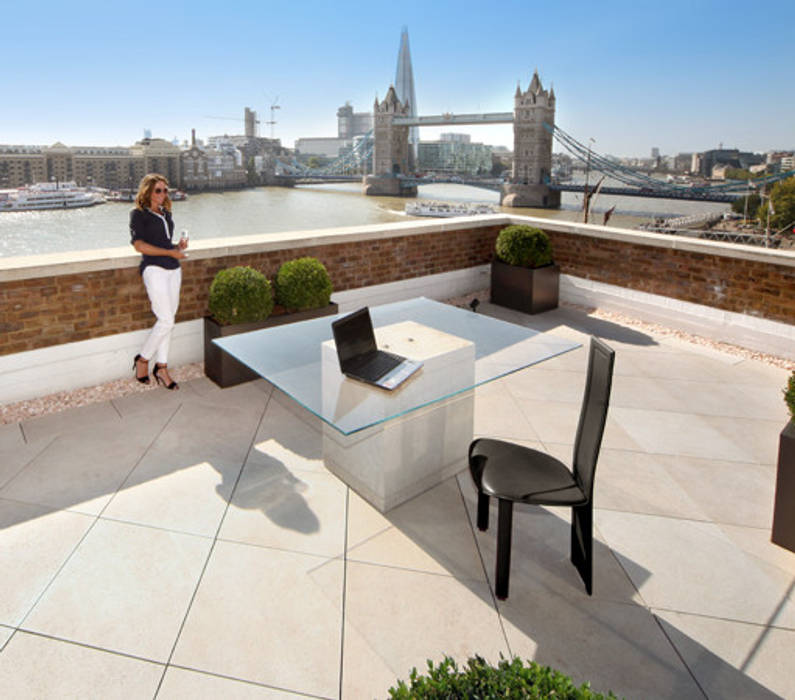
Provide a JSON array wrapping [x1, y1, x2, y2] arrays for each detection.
[[495, 225, 553, 268], [208, 266, 273, 325], [785, 371, 795, 421], [389, 655, 618, 699], [275, 257, 333, 311]]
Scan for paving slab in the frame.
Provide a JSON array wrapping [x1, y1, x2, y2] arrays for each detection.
[[22, 518, 212, 662], [0, 631, 163, 699], [0, 500, 94, 627], [656, 609, 794, 699], [171, 540, 343, 698], [158, 666, 306, 698], [20, 400, 122, 443]]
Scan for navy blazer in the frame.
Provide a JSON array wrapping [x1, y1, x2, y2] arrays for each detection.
[[129, 207, 178, 274]]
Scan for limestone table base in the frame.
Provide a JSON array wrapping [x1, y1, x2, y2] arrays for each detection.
[[321, 321, 475, 512]]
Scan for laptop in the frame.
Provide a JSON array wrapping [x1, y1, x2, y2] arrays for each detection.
[[331, 307, 423, 390]]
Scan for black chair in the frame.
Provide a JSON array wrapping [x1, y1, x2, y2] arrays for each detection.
[[469, 336, 615, 599]]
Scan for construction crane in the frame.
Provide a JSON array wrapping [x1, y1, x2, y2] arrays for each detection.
[[265, 97, 280, 139]]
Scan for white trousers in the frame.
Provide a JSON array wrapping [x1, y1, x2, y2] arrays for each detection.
[[140, 265, 182, 365]]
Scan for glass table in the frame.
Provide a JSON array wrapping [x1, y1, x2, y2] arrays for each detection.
[[215, 297, 580, 511]]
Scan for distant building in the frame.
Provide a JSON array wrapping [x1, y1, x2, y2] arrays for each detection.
[[394, 27, 419, 163], [337, 103, 373, 139], [695, 149, 763, 177], [418, 139, 491, 175], [673, 153, 693, 173], [295, 102, 373, 158], [440, 133, 470, 143]]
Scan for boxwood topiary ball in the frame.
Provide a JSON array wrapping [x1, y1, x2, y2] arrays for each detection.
[[208, 266, 274, 325], [275, 257, 333, 311], [495, 225, 553, 268]]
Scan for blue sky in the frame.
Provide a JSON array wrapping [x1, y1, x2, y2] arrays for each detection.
[[2, 0, 793, 157]]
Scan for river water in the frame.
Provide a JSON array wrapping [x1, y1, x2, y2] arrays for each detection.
[[0, 182, 729, 258]]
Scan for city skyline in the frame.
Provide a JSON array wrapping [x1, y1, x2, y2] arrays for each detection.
[[2, 0, 793, 158]]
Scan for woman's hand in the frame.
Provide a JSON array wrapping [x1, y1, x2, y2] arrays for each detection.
[[172, 248, 188, 259], [178, 237, 189, 251]]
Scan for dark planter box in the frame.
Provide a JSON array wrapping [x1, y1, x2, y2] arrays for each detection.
[[772, 420, 795, 552], [490, 259, 560, 314], [204, 303, 339, 388]]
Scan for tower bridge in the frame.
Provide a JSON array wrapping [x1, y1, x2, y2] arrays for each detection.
[[363, 70, 555, 207]]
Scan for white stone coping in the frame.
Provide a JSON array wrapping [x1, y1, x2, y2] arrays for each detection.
[[1, 214, 793, 282]]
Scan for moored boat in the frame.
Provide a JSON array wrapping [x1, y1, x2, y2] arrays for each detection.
[[405, 200, 498, 218], [0, 182, 104, 212]]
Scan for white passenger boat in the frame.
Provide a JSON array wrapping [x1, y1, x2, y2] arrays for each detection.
[[405, 200, 498, 218], [0, 182, 104, 212]]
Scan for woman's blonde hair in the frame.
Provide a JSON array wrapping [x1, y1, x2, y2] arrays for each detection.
[[135, 173, 172, 212]]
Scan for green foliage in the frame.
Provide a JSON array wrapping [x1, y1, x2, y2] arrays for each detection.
[[388, 655, 618, 699], [275, 257, 333, 311], [724, 167, 761, 181], [208, 266, 273, 325], [731, 192, 761, 216], [785, 371, 795, 422], [495, 225, 553, 268], [756, 177, 795, 231]]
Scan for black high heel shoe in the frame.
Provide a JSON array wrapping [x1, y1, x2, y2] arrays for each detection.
[[133, 354, 150, 384], [153, 363, 179, 390]]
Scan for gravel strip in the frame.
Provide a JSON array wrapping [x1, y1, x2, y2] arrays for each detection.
[[2, 295, 792, 425]]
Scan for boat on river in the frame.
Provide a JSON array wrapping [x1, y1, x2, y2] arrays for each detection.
[[0, 182, 104, 212], [405, 200, 498, 218]]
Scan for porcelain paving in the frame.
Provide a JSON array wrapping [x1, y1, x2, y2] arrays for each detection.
[[171, 540, 343, 698], [719, 523, 795, 577], [0, 631, 164, 699], [20, 400, 122, 443], [102, 398, 262, 536], [499, 594, 703, 700], [609, 406, 760, 462], [0, 413, 167, 516], [597, 510, 795, 626], [590, 448, 708, 521], [341, 560, 508, 698], [347, 478, 486, 581], [656, 609, 795, 699], [158, 666, 306, 698], [220, 461, 347, 557], [0, 625, 13, 649], [504, 365, 586, 404], [0, 430, 50, 490], [0, 499, 94, 627], [654, 454, 776, 528], [109, 381, 203, 418], [473, 381, 540, 441], [700, 414, 783, 465], [250, 396, 328, 474], [22, 518, 212, 662]]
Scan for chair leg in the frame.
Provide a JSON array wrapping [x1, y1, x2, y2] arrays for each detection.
[[571, 502, 593, 595], [477, 491, 490, 531], [495, 498, 514, 600]]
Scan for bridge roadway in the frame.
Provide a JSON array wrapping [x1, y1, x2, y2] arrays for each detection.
[[550, 183, 740, 203]]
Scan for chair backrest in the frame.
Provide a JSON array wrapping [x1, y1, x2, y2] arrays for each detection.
[[572, 337, 615, 500]]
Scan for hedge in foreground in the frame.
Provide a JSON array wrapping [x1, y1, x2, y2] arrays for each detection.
[[388, 655, 619, 699]]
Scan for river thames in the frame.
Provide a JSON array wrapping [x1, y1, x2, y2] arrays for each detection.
[[0, 182, 729, 258]]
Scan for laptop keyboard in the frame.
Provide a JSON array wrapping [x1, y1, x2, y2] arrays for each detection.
[[349, 351, 402, 380]]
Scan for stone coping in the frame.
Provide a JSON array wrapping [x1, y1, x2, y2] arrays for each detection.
[[1, 214, 793, 282]]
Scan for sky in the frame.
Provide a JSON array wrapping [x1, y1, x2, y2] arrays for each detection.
[[2, 0, 793, 158]]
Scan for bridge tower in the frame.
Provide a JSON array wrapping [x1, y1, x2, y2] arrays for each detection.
[[501, 70, 560, 208], [362, 86, 417, 197]]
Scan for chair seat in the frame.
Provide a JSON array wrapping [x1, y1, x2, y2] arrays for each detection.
[[470, 438, 587, 505]]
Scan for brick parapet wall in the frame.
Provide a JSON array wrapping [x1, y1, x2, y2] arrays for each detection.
[[0, 216, 793, 357]]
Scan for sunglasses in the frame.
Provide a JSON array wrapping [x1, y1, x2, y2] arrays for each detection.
[[153, 187, 168, 194]]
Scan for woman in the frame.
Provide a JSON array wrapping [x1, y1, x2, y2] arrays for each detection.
[[130, 173, 187, 390]]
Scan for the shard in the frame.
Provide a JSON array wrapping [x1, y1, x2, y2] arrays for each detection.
[[394, 27, 418, 164]]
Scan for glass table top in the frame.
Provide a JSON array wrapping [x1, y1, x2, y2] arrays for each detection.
[[214, 297, 580, 435]]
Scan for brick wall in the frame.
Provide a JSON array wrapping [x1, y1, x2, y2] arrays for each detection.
[[0, 217, 793, 358]]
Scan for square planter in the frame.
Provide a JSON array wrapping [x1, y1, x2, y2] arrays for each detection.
[[772, 420, 795, 552], [490, 259, 560, 314], [204, 303, 338, 388]]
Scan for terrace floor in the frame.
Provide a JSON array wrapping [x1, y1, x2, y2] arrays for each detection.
[[0, 302, 793, 699]]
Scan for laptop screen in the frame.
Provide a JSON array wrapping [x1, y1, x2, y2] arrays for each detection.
[[331, 307, 377, 368]]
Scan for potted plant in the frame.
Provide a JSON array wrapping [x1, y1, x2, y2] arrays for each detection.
[[772, 370, 795, 552], [204, 265, 275, 387], [490, 224, 559, 314], [275, 256, 334, 313], [204, 259, 338, 388]]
